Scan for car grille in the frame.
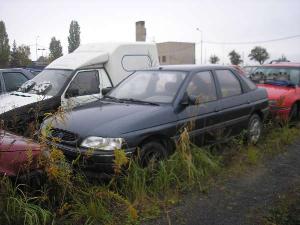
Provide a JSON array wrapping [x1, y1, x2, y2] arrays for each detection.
[[49, 128, 79, 145]]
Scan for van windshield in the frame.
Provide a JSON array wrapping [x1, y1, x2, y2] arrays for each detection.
[[19, 69, 73, 96]]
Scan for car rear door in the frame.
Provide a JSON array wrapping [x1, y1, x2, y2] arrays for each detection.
[[176, 70, 221, 146], [213, 69, 252, 138]]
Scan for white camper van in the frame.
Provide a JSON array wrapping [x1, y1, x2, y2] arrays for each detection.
[[0, 42, 158, 128]]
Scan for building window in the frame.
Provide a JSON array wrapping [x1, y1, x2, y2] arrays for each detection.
[[162, 56, 166, 63]]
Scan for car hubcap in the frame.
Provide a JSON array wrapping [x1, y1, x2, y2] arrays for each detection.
[[249, 119, 261, 144]]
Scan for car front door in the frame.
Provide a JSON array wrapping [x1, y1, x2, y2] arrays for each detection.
[[176, 70, 221, 146], [214, 69, 252, 138], [61, 69, 101, 109]]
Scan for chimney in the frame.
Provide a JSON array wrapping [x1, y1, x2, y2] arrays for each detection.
[[136, 21, 146, 42]]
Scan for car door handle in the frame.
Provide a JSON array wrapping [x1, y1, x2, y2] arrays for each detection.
[[215, 108, 220, 112], [247, 100, 251, 104]]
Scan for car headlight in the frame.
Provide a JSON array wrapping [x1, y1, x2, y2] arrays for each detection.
[[80, 137, 124, 151]]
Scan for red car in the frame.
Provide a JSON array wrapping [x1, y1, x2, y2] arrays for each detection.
[[0, 130, 41, 178], [250, 63, 300, 120]]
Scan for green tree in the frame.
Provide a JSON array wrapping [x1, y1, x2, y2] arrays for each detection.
[[68, 20, 80, 53], [209, 55, 220, 64], [248, 46, 270, 65], [10, 41, 32, 67], [10, 40, 18, 67], [49, 37, 63, 62], [37, 55, 49, 64], [277, 55, 288, 62], [0, 21, 10, 68], [228, 50, 243, 65], [15, 45, 32, 67]]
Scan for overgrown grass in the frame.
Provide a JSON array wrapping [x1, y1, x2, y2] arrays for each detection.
[[0, 119, 299, 224]]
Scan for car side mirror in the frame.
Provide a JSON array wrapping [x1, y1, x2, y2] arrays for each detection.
[[65, 88, 79, 98], [180, 92, 199, 106], [102, 87, 112, 96]]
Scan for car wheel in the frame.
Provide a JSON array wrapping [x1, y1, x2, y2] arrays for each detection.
[[247, 114, 262, 145], [139, 141, 168, 167]]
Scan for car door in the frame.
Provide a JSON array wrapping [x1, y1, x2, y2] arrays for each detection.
[[2, 72, 29, 93], [214, 69, 252, 138], [61, 69, 101, 109], [176, 70, 221, 146]]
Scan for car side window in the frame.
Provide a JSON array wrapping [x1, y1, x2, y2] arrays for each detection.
[[215, 70, 242, 97], [66, 70, 100, 97], [187, 71, 217, 103], [2, 72, 28, 92]]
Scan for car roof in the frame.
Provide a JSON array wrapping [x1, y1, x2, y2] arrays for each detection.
[[148, 64, 233, 72], [0, 68, 34, 79]]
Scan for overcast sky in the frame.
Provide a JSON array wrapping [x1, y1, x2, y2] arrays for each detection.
[[1, 0, 300, 65]]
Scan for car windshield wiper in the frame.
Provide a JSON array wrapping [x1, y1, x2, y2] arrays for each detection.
[[118, 98, 159, 106], [102, 95, 124, 103]]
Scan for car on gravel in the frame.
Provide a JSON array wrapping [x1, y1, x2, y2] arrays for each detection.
[[250, 62, 300, 121], [0, 129, 42, 179], [0, 68, 34, 95], [42, 65, 269, 174]]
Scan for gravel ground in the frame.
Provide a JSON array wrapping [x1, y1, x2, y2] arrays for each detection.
[[145, 139, 300, 225]]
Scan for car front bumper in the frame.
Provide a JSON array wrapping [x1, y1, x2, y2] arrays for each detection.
[[46, 141, 136, 175], [269, 106, 290, 121]]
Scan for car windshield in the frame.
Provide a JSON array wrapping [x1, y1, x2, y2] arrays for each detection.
[[19, 69, 73, 96], [108, 70, 187, 104], [250, 67, 300, 86]]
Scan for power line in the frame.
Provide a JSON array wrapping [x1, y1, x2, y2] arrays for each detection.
[[202, 34, 300, 45]]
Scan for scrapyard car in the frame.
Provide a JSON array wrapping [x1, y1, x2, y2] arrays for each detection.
[[42, 65, 269, 174], [0, 129, 41, 178], [250, 63, 300, 121], [0, 42, 158, 131]]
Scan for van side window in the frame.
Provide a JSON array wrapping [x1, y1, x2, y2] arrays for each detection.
[[215, 70, 242, 97], [67, 70, 100, 97], [99, 69, 112, 88], [186, 71, 217, 103]]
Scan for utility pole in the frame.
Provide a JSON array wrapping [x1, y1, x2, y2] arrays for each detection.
[[196, 28, 203, 64], [35, 35, 39, 61]]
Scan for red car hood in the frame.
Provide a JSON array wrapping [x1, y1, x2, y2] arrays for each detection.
[[0, 131, 40, 152], [257, 84, 295, 100]]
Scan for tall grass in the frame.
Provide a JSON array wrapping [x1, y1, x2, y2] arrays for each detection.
[[0, 118, 299, 224]]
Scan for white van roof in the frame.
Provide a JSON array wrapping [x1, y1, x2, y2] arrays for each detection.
[[47, 42, 158, 84]]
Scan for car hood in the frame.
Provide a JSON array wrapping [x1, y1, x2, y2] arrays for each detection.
[[0, 92, 52, 114], [0, 130, 40, 152], [257, 84, 295, 100], [47, 100, 177, 138]]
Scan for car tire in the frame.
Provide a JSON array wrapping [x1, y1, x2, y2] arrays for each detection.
[[247, 114, 262, 145], [139, 141, 168, 167]]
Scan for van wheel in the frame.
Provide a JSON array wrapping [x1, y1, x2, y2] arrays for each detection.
[[139, 141, 168, 167], [247, 114, 262, 145]]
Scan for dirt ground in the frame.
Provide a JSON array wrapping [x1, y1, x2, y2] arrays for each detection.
[[145, 139, 300, 225]]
